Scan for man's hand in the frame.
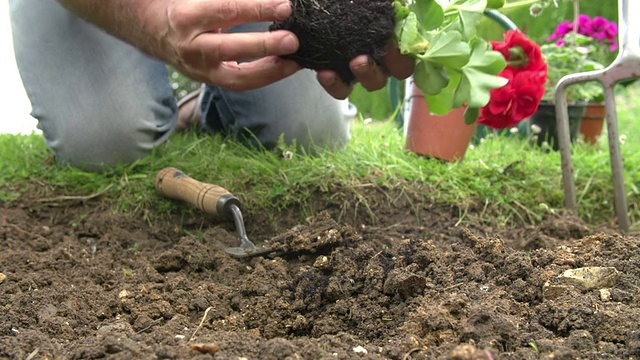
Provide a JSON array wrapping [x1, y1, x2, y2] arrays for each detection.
[[317, 40, 416, 100], [59, 0, 413, 97], [58, 0, 302, 91], [163, 0, 302, 90]]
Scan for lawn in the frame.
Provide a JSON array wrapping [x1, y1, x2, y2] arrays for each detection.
[[1, 82, 639, 229]]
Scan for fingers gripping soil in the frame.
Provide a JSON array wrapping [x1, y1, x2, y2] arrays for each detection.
[[209, 32, 298, 61], [351, 56, 387, 91], [384, 41, 415, 80], [169, 0, 292, 31], [165, 0, 299, 90], [317, 71, 353, 100], [270, 0, 395, 83], [215, 58, 300, 91], [213, 0, 293, 26]]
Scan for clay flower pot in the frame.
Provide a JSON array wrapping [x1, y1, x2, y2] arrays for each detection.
[[404, 84, 477, 162], [579, 102, 606, 145]]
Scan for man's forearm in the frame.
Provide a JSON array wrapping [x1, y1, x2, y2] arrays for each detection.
[[57, 0, 170, 61]]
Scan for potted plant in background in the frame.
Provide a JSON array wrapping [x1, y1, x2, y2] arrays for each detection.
[[546, 13, 618, 144], [528, 32, 605, 150], [397, 0, 547, 161]]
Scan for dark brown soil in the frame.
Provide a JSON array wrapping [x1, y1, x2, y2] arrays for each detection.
[[2, 185, 640, 359], [270, 0, 395, 83]]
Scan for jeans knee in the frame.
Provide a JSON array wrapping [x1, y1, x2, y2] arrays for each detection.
[[45, 109, 176, 172]]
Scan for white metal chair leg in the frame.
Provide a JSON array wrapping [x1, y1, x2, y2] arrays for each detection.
[[554, 0, 639, 231]]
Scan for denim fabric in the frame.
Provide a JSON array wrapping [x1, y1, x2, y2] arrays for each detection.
[[9, 1, 351, 171], [201, 74, 351, 150]]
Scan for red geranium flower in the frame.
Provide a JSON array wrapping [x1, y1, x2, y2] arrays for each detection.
[[492, 29, 547, 72], [478, 30, 548, 129], [478, 69, 547, 129]]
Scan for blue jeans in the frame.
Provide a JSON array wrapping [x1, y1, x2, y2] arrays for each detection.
[[9, 0, 352, 171]]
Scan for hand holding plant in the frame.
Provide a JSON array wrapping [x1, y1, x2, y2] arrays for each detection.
[[273, 0, 546, 128]]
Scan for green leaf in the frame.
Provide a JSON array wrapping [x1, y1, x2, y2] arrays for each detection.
[[410, 0, 444, 31], [486, 0, 505, 9], [419, 31, 471, 68], [464, 107, 480, 124], [468, 39, 507, 74], [394, 0, 410, 23], [398, 12, 426, 55], [425, 70, 462, 114], [349, 84, 393, 120], [450, 0, 487, 12], [414, 59, 449, 95], [457, 39, 508, 108], [457, 10, 484, 39]]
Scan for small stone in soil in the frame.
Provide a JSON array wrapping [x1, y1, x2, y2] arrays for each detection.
[[189, 343, 220, 354], [560, 266, 620, 290], [267, 211, 358, 253]]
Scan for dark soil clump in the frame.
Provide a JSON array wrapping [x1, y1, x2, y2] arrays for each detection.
[[270, 0, 396, 83]]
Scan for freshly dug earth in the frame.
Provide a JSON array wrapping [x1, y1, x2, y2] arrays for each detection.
[[2, 185, 640, 359], [270, 0, 395, 83]]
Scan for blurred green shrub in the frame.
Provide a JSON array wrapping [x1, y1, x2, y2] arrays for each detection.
[[349, 83, 395, 121]]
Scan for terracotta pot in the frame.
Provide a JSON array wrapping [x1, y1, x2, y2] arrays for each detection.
[[579, 102, 606, 145], [405, 84, 477, 162]]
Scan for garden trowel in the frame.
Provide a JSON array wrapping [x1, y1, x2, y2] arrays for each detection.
[[155, 167, 281, 259]]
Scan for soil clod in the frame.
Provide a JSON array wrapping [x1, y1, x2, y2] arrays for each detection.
[[270, 0, 396, 83]]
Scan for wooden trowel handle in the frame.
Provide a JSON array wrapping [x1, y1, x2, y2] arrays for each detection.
[[155, 167, 242, 219]]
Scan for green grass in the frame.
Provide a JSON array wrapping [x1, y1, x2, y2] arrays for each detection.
[[1, 84, 639, 229]]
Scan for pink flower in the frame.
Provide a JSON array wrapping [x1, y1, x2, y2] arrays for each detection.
[[591, 16, 618, 50], [547, 20, 573, 44], [548, 14, 618, 51]]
